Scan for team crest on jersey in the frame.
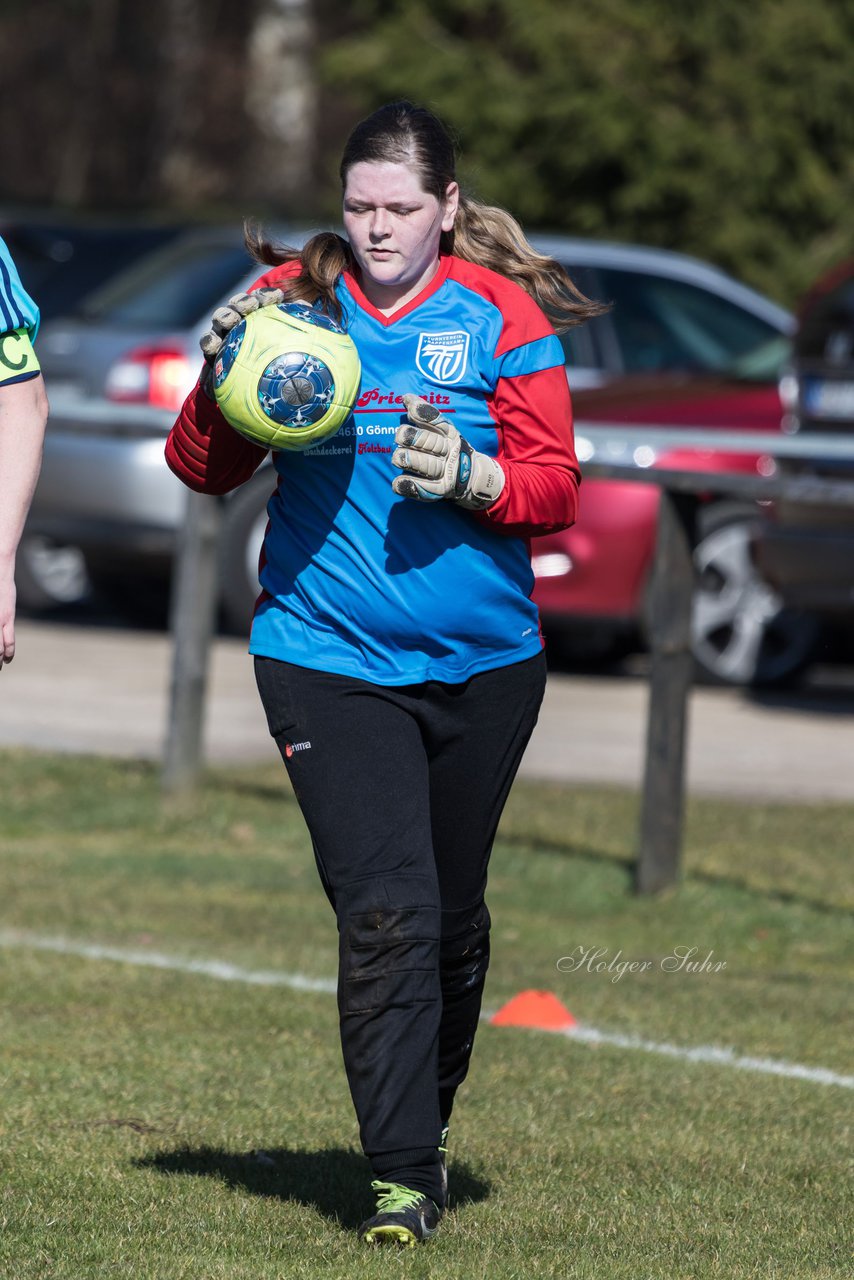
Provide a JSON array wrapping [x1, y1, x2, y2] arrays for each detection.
[[415, 331, 470, 385]]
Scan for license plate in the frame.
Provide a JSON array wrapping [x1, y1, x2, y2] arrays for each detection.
[[802, 377, 854, 420]]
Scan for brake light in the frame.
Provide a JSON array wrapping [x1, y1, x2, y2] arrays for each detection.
[[105, 345, 195, 410], [532, 552, 573, 578]]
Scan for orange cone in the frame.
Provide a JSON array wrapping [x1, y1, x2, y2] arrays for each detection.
[[490, 989, 577, 1031]]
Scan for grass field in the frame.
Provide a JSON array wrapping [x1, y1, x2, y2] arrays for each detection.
[[0, 749, 851, 1279]]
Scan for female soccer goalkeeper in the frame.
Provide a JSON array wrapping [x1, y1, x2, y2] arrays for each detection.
[[166, 100, 602, 1247]]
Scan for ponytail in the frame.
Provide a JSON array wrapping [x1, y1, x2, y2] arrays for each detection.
[[444, 196, 608, 332], [246, 203, 605, 335], [246, 203, 606, 336], [244, 221, 352, 325]]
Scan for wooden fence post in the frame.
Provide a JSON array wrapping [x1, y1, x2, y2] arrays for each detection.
[[635, 487, 698, 894], [162, 491, 224, 796]]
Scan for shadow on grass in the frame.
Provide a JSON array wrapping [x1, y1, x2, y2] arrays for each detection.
[[499, 832, 849, 915], [216, 774, 299, 806], [498, 831, 633, 871], [687, 867, 853, 917], [133, 1145, 491, 1229]]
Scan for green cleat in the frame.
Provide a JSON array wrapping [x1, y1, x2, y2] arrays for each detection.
[[358, 1180, 443, 1246]]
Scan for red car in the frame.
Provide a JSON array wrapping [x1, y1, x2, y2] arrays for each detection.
[[533, 366, 820, 685]]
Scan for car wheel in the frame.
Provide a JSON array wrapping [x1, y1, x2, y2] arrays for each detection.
[[219, 470, 275, 635], [691, 502, 819, 686], [15, 534, 91, 610]]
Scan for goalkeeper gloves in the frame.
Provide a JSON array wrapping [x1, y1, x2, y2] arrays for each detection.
[[197, 288, 284, 400], [199, 288, 285, 365], [392, 394, 505, 511]]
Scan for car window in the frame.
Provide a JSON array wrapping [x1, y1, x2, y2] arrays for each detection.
[[3, 224, 187, 321], [79, 240, 255, 328], [597, 268, 780, 374], [555, 264, 606, 370], [560, 316, 596, 370]]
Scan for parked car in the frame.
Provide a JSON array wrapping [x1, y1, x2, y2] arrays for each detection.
[[26, 227, 797, 682], [753, 259, 854, 641], [2, 214, 188, 322], [542, 359, 821, 686]]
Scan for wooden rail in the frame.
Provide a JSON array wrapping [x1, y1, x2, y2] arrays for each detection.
[[161, 492, 224, 797], [163, 425, 854, 889], [581, 427, 854, 893]]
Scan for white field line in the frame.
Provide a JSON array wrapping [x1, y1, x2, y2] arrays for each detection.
[[0, 928, 337, 995], [560, 1024, 853, 1089], [2, 927, 852, 1091]]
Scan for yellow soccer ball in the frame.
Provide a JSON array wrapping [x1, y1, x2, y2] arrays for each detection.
[[213, 300, 361, 451]]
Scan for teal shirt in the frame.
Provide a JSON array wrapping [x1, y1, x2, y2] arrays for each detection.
[[0, 236, 41, 383], [0, 235, 40, 341]]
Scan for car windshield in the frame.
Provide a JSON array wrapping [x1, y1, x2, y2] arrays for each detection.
[[77, 238, 255, 329], [4, 223, 188, 321], [596, 267, 784, 378]]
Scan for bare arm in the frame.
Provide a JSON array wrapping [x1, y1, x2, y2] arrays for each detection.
[[0, 373, 49, 667]]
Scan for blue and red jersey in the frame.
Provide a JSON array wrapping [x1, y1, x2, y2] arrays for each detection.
[[166, 252, 580, 685]]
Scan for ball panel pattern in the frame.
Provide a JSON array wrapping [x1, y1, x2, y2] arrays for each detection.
[[258, 351, 336, 427], [213, 321, 246, 390], [278, 301, 345, 334]]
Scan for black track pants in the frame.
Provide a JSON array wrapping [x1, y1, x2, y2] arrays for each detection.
[[255, 651, 547, 1207]]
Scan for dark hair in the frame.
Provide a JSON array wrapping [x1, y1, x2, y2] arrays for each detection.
[[246, 101, 607, 331], [339, 100, 457, 206]]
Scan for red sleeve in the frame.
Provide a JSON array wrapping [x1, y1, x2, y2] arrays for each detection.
[[477, 363, 581, 537], [164, 369, 268, 494], [164, 262, 298, 495]]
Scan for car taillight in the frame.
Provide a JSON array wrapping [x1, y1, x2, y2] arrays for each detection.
[[532, 551, 573, 578], [105, 345, 195, 410]]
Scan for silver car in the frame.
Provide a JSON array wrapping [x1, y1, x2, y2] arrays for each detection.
[[25, 226, 794, 669]]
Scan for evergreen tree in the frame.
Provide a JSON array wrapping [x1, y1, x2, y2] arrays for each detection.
[[320, 0, 854, 304]]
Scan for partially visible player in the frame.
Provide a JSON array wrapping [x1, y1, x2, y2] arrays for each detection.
[[0, 236, 49, 669], [167, 101, 604, 1246]]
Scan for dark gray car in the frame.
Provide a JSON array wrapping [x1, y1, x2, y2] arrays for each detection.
[[754, 261, 854, 622]]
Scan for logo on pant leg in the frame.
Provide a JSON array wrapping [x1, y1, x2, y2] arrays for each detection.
[[285, 740, 312, 758]]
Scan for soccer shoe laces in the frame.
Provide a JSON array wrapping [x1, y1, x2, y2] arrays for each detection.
[[370, 1181, 428, 1214]]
